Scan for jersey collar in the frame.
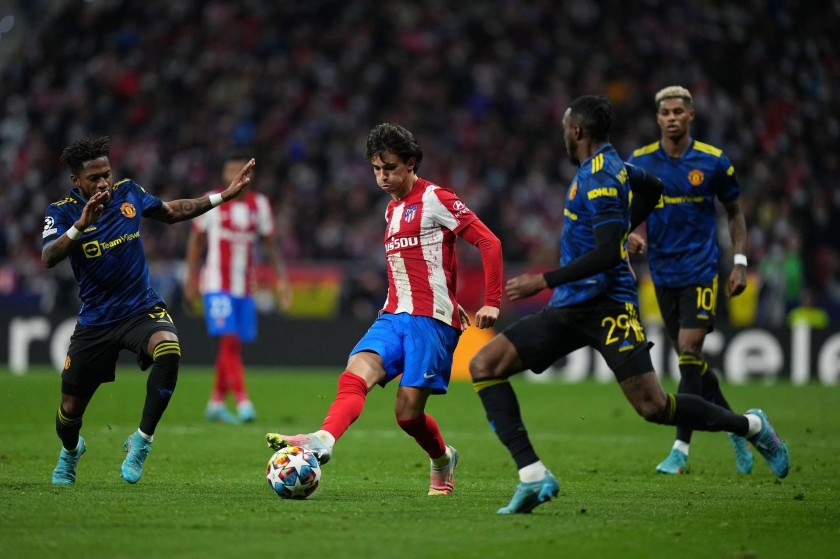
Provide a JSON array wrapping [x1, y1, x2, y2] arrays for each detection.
[[660, 137, 694, 159]]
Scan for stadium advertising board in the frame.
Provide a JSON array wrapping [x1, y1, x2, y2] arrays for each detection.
[[1, 310, 838, 385]]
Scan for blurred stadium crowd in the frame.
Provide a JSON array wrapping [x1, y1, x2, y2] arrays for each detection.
[[1, 0, 838, 324]]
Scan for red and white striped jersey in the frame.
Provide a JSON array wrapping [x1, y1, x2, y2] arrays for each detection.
[[192, 190, 274, 296], [381, 178, 478, 328]]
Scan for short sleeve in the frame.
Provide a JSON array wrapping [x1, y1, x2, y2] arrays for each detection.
[[585, 178, 625, 229], [714, 153, 740, 204], [135, 182, 164, 216], [42, 205, 70, 247]]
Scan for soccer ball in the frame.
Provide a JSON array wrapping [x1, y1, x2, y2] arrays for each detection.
[[266, 446, 321, 499]]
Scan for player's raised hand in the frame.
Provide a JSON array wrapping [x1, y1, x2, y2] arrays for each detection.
[[79, 190, 109, 227], [505, 273, 548, 301], [473, 305, 499, 329], [222, 158, 255, 201]]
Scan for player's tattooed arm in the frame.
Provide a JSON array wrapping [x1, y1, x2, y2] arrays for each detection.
[[42, 233, 76, 268], [150, 197, 214, 223], [149, 158, 255, 224]]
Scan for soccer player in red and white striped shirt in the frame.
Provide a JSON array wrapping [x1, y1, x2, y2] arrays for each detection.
[[185, 153, 291, 424], [267, 123, 502, 495]]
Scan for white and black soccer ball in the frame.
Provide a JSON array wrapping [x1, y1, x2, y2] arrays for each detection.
[[266, 446, 321, 499]]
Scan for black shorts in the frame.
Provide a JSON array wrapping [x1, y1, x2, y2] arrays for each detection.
[[654, 276, 718, 344], [62, 305, 178, 397], [502, 294, 654, 382]]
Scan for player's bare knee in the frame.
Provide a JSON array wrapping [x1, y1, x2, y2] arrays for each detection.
[[634, 394, 669, 424], [647, 402, 670, 424], [469, 351, 500, 380]]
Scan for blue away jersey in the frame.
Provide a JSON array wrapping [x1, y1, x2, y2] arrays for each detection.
[[628, 139, 740, 287], [42, 179, 165, 327], [549, 144, 638, 308]]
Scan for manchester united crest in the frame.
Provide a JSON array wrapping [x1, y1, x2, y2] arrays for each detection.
[[688, 169, 705, 186], [120, 202, 137, 218], [64, 355, 71, 370]]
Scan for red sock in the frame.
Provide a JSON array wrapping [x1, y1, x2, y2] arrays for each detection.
[[320, 372, 369, 441], [397, 414, 446, 460], [211, 340, 229, 403], [219, 335, 248, 403]]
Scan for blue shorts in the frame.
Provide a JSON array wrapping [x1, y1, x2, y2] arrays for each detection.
[[350, 313, 460, 394], [203, 292, 257, 343]]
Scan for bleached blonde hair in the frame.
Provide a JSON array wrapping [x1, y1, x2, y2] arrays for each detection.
[[655, 85, 693, 107]]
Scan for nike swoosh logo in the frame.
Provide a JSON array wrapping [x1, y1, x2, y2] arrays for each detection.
[[423, 373, 436, 379]]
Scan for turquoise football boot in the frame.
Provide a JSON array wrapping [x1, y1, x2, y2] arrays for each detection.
[[51, 436, 87, 485], [656, 448, 688, 474], [497, 471, 559, 514], [746, 409, 789, 478], [121, 431, 152, 484], [728, 433, 754, 475]]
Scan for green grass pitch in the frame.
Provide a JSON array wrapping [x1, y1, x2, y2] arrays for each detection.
[[1, 367, 838, 558]]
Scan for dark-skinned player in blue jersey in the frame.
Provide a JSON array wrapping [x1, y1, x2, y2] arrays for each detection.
[[627, 85, 753, 475], [43, 136, 254, 485], [469, 95, 789, 515]]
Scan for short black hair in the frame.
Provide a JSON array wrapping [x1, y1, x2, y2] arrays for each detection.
[[365, 123, 423, 171], [60, 136, 111, 175], [568, 96, 615, 142]]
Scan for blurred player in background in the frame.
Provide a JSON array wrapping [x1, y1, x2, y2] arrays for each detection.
[[266, 123, 503, 495], [469, 96, 788, 514], [627, 85, 752, 475], [185, 152, 292, 424], [43, 136, 254, 485]]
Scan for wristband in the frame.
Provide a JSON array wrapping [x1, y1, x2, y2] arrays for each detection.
[[734, 253, 748, 267], [209, 193, 224, 207], [66, 226, 82, 240]]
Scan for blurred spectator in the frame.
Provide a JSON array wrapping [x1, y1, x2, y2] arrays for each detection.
[[758, 233, 805, 327], [787, 289, 829, 329], [1, 0, 838, 323]]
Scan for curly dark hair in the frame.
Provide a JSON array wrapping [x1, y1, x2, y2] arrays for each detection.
[[568, 96, 615, 142], [365, 123, 423, 171], [60, 136, 111, 174]]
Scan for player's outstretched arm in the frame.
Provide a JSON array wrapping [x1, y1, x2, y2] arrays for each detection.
[[149, 158, 256, 224], [507, 220, 625, 300], [42, 191, 109, 268]]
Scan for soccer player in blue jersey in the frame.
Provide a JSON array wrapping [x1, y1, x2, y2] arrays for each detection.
[[627, 85, 752, 475], [469, 96, 789, 514], [43, 136, 254, 485]]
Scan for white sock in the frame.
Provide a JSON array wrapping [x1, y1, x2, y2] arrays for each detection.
[[745, 414, 762, 438], [314, 429, 336, 448], [519, 461, 547, 483], [431, 447, 451, 468], [673, 440, 690, 456], [138, 429, 153, 442]]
